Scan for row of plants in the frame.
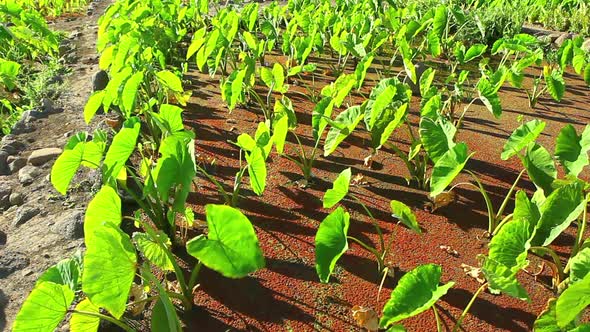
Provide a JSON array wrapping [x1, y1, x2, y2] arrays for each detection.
[[0, 0, 63, 134], [0, 0, 90, 17], [10, 0, 590, 331], [182, 0, 590, 329]]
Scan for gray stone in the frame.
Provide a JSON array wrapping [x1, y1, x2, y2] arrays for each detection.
[[50, 210, 84, 240], [41, 98, 54, 113], [10, 112, 35, 135], [0, 137, 25, 156], [555, 33, 573, 47], [69, 30, 82, 39], [0, 251, 30, 278], [92, 70, 109, 92], [8, 156, 26, 174], [28, 148, 62, 166], [0, 183, 11, 209], [9, 192, 24, 206], [18, 165, 41, 185], [13, 205, 40, 226], [0, 152, 8, 175], [548, 32, 561, 43]]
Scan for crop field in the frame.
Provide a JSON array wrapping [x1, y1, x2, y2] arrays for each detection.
[[2, 0, 590, 331]]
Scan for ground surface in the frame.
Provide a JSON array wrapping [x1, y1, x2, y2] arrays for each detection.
[[0, 0, 111, 329], [181, 54, 590, 331]]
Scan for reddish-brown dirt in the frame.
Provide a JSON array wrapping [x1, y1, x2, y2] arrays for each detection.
[[180, 54, 590, 331]]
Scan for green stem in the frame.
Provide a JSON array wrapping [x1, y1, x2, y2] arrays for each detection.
[[433, 305, 443, 332], [188, 261, 203, 291], [350, 194, 385, 253], [347, 235, 384, 272], [135, 218, 192, 307], [452, 283, 488, 332], [195, 163, 231, 204], [492, 213, 513, 236], [571, 195, 589, 259], [70, 310, 135, 332], [466, 170, 496, 234], [495, 169, 525, 221]]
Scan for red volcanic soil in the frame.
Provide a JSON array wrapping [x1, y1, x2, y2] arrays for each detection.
[[180, 54, 590, 332]]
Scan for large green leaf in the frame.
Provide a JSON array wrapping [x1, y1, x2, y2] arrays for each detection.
[[156, 70, 183, 93], [390, 200, 421, 234], [420, 117, 456, 163], [488, 219, 533, 271], [83, 223, 137, 319], [501, 119, 546, 160], [522, 143, 556, 195], [323, 168, 351, 209], [84, 185, 121, 238], [569, 248, 590, 284], [512, 190, 541, 226], [246, 147, 267, 196], [315, 207, 350, 283], [555, 124, 590, 177], [133, 231, 174, 271], [12, 282, 74, 332], [36, 257, 81, 292], [533, 298, 576, 332], [84, 90, 106, 124], [430, 143, 471, 197], [324, 105, 365, 156], [482, 257, 529, 300], [544, 66, 565, 102], [150, 135, 196, 211], [556, 273, 590, 328], [186, 205, 265, 278], [380, 264, 454, 328], [312, 97, 335, 141], [463, 44, 487, 63], [51, 132, 104, 195], [102, 117, 140, 182], [70, 299, 100, 332], [531, 182, 585, 247], [121, 71, 144, 116], [477, 78, 502, 118]]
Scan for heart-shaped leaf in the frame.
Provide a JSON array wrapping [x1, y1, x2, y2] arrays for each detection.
[[83, 222, 137, 319], [380, 264, 454, 328], [501, 119, 546, 160], [430, 143, 471, 197], [323, 168, 352, 209], [12, 282, 74, 332], [187, 205, 265, 278], [315, 207, 350, 283], [390, 200, 421, 234]]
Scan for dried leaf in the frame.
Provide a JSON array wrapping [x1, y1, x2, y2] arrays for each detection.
[[352, 305, 379, 332], [440, 245, 459, 257], [128, 283, 148, 316], [430, 191, 456, 212], [461, 263, 486, 284], [352, 173, 367, 185]]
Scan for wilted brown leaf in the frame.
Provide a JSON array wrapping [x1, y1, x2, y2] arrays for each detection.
[[461, 263, 486, 284], [352, 305, 379, 332]]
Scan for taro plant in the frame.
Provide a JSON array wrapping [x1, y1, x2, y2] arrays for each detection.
[[380, 264, 454, 332], [198, 122, 271, 206], [466, 182, 589, 330], [315, 168, 421, 282], [362, 77, 411, 166], [12, 186, 266, 332]]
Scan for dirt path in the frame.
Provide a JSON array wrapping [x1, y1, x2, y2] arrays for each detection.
[[0, 1, 110, 329]]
